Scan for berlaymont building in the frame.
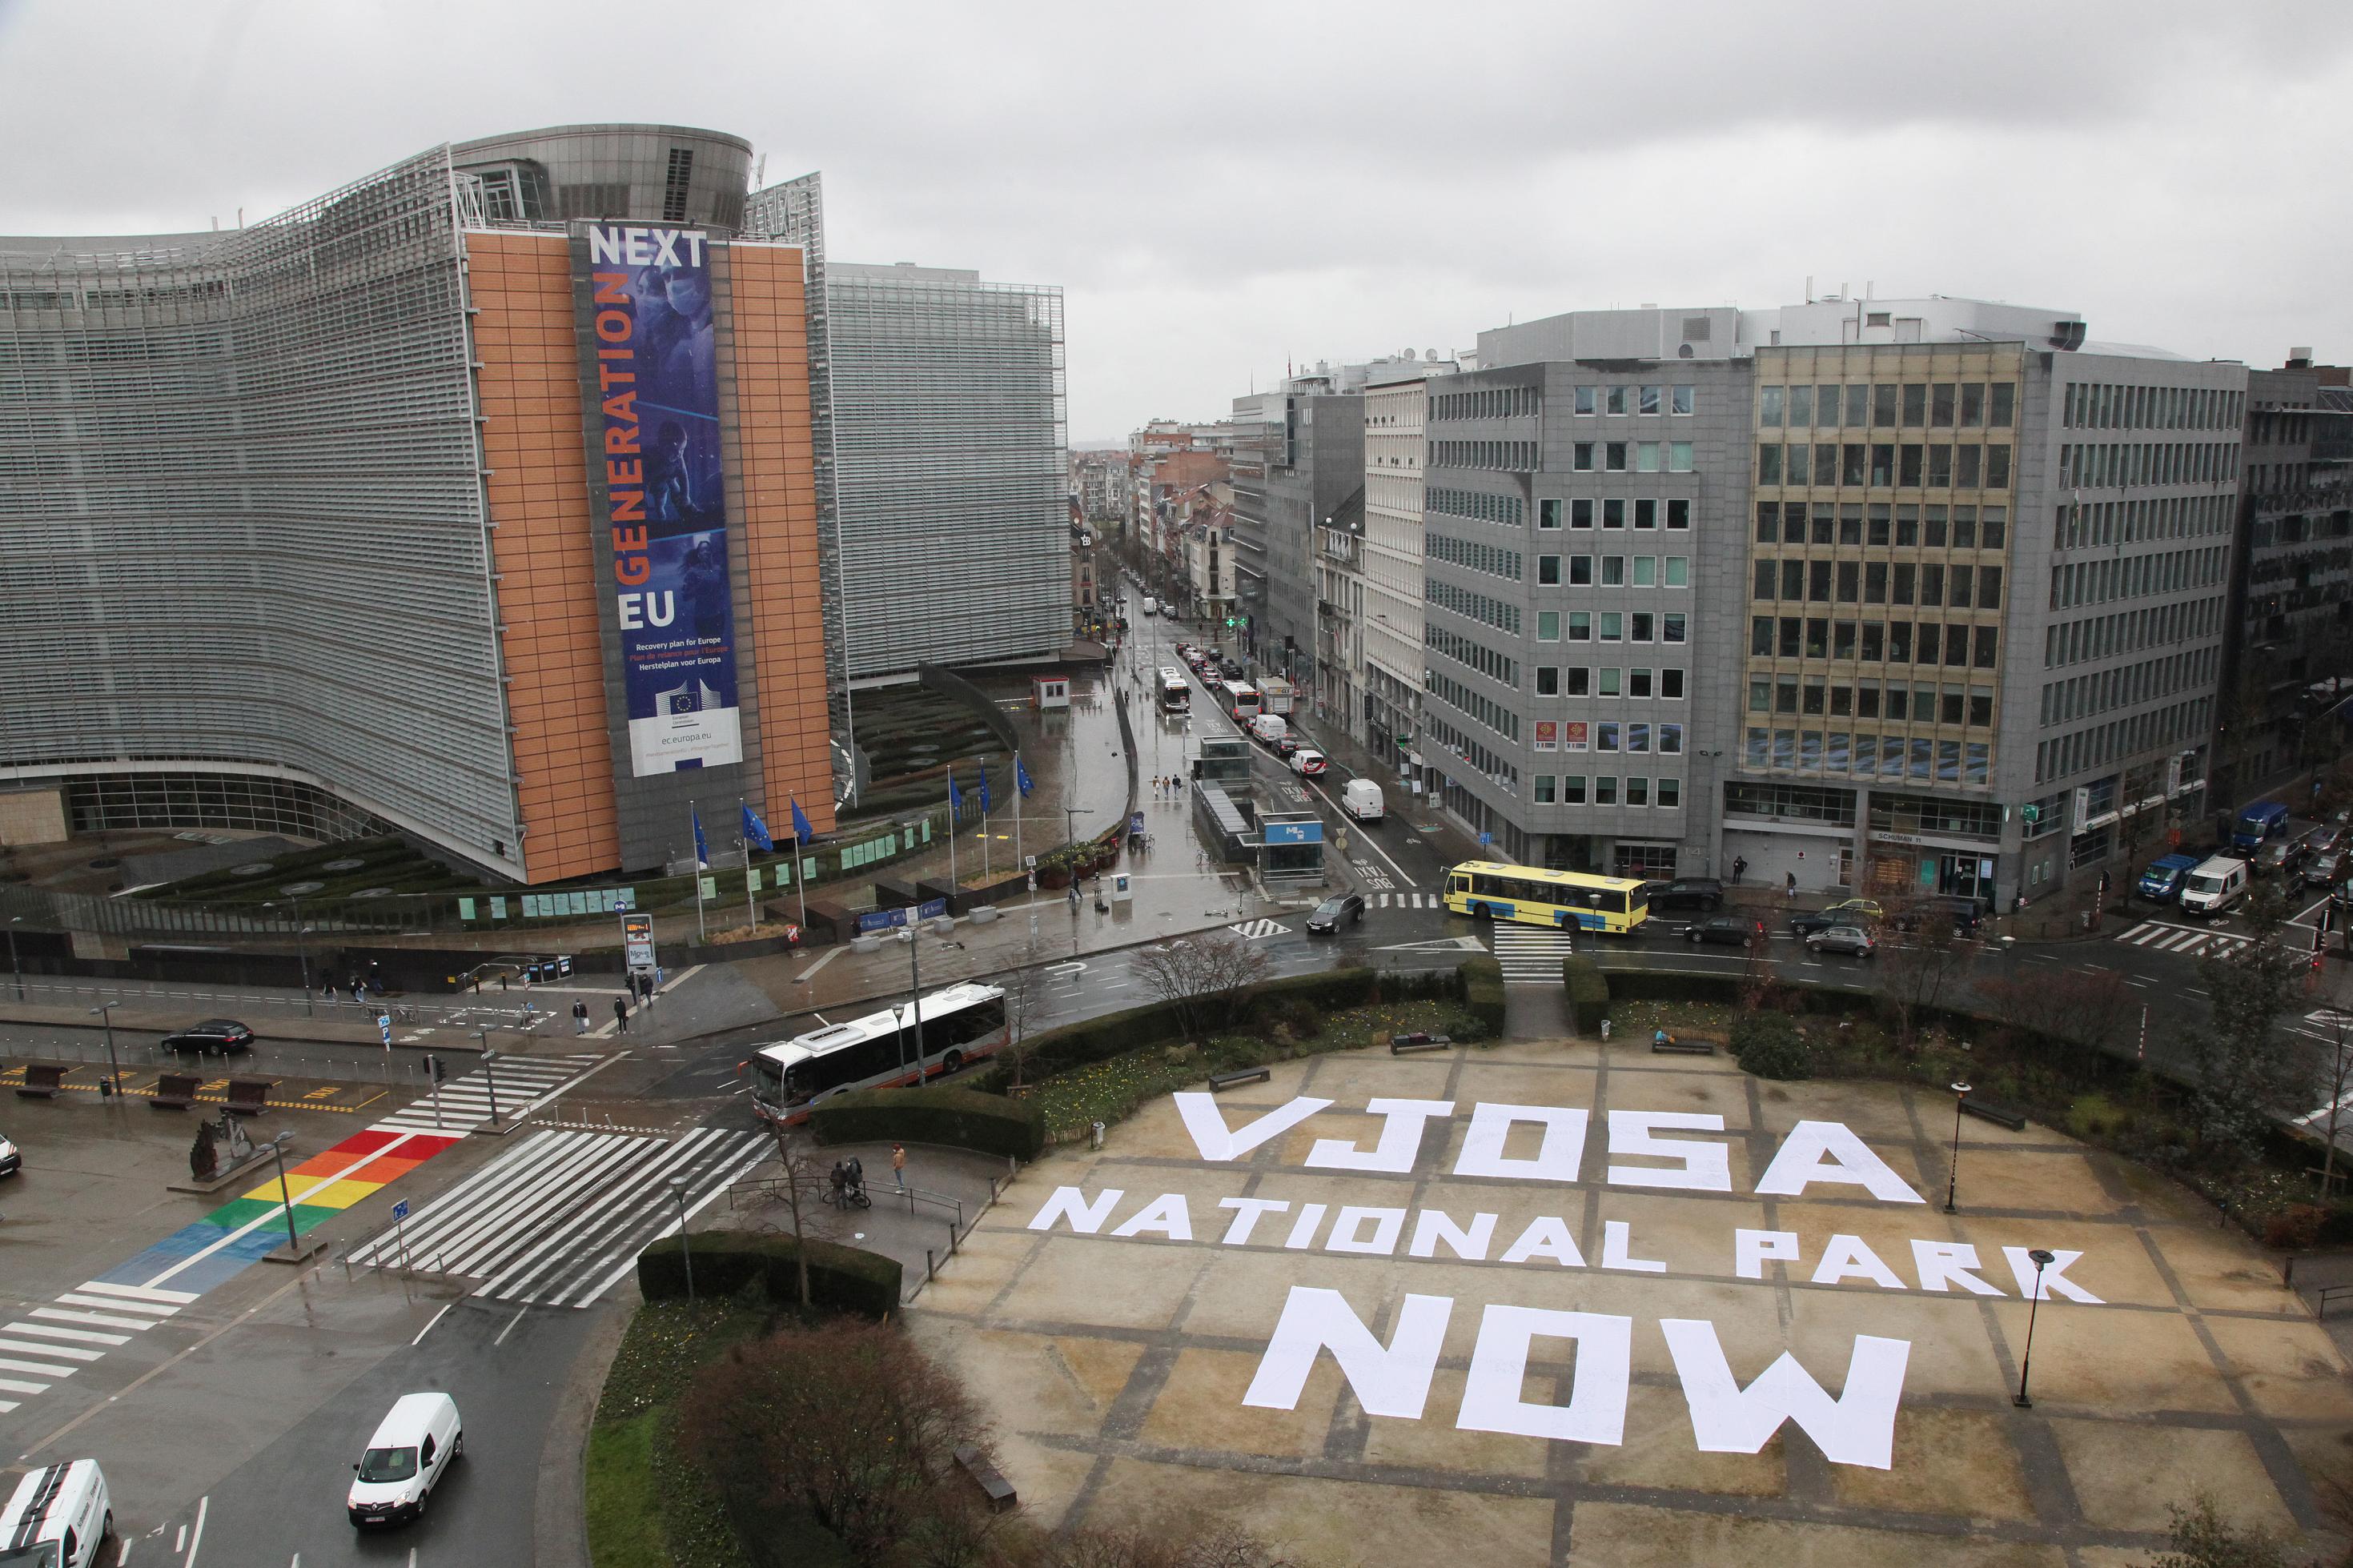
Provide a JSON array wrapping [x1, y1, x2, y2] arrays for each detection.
[[0, 123, 1070, 884]]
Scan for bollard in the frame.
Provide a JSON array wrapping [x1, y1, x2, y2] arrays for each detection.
[[949, 1221, 959, 1256], [926, 1248, 937, 1281], [1090, 1120, 1106, 1150]]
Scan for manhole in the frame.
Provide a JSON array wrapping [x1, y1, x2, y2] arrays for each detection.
[[230, 862, 276, 876], [349, 887, 396, 899], [321, 857, 367, 872], [279, 880, 327, 896], [86, 857, 120, 870]]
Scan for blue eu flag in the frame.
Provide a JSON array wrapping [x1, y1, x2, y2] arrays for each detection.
[[741, 804, 774, 854], [790, 798, 814, 845], [950, 773, 964, 816], [979, 770, 992, 815], [693, 805, 710, 870], [1016, 753, 1034, 797]]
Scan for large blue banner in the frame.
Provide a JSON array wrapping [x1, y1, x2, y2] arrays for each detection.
[[584, 224, 742, 776]]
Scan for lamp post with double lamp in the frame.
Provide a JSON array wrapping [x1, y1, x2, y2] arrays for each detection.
[[264, 894, 315, 1017], [1944, 1081, 1972, 1214], [897, 927, 926, 1083], [266, 1129, 302, 1256], [889, 1003, 909, 1083], [87, 1001, 125, 1097], [468, 1033, 504, 1126], [671, 1174, 695, 1301], [2013, 1248, 2058, 1408]]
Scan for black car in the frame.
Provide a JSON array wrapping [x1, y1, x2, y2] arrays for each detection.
[[1685, 914, 1766, 948], [1219, 660, 1245, 680], [1788, 908, 1848, 938], [1306, 893, 1367, 934], [1889, 896, 1985, 937], [162, 1018, 255, 1056], [1643, 878, 1724, 912]]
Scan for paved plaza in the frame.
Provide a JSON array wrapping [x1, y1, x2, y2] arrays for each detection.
[[909, 1037, 2353, 1566]]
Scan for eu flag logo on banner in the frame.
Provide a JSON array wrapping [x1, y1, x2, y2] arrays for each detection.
[[790, 798, 814, 845], [741, 804, 774, 854], [1016, 753, 1034, 797], [693, 805, 710, 870]]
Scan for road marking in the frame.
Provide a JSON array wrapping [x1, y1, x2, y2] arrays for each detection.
[[1491, 925, 1577, 985], [495, 1306, 528, 1345], [183, 1495, 207, 1568], [1299, 772, 1417, 887], [0, 1337, 101, 1362], [793, 947, 844, 984], [412, 1303, 453, 1345], [1045, 961, 1086, 978], [2, 1322, 129, 1346], [1229, 919, 1287, 940]]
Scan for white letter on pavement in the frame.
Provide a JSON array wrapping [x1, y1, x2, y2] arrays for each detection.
[[1174, 1093, 1332, 1162], [1458, 1305, 1633, 1444], [1307, 1098, 1457, 1173], [1660, 1317, 1913, 1470], [1754, 1120, 1925, 1204], [1110, 1193, 1192, 1241], [1602, 1218, 1667, 1273], [2002, 1245, 2102, 1303], [1325, 1206, 1407, 1256], [1809, 1233, 1907, 1290], [1911, 1240, 2004, 1295], [1605, 1110, 1731, 1192], [1454, 1103, 1588, 1182], [1735, 1229, 1801, 1279], [1408, 1209, 1498, 1261], [1500, 1216, 1587, 1268], [1243, 1286, 1453, 1419], [1027, 1187, 1123, 1233], [1217, 1197, 1291, 1246]]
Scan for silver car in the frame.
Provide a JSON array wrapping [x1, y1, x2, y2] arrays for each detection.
[[1806, 924, 1877, 959]]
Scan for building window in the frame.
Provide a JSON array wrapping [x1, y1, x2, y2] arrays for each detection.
[[1669, 442, 1694, 472], [1574, 443, 1596, 471], [1540, 499, 1561, 530], [1572, 499, 1593, 529], [1661, 669, 1685, 699], [1637, 443, 1660, 472], [1595, 777, 1619, 805], [1539, 555, 1561, 585], [1599, 612, 1623, 641], [1640, 386, 1662, 415], [1536, 666, 1559, 695], [1761, 387, 1785, 427], [1568, 612, 1590, 640], [1606, 443, 1628, 471], [1570, 555, 1593, 585], [1672, 385, 1695, 415], [1576, 387, 1597, 415], [1667, 498, 1689, 530], [1634, 499, 1658, 530], [1536, 776, 1556, 803], [1607, 387, 1628, 415], [1562, 776, 1588, 804], [1538, 611, 1561, 642], [1759, 446, 1783, 485], [1658, 777, 1682, 808], [1626, 777, 1651, 807]]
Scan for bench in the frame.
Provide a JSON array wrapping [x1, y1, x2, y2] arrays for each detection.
[[1389, 1032, 1454, 1055], [1650, 1037, 1717, 1056], [1208, 1067, 1271, 1092], [14, 1062, 65, 1100], [152, 1072, 202, 1110], [954, 1444, 1018, 1514], [1959, 1097, 2028, 1132], [225, 1077, 272, 1117]]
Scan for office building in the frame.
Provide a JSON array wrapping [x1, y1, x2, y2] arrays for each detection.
[[1231, 367, 1366, 684], [1359, 355, 1458, 762]]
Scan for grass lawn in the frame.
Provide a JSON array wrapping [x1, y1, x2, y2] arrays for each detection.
[[585, 1298, 768, 1568]]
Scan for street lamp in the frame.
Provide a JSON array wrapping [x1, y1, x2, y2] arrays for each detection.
[[671, 1174, 695, 1301], [6, 915, 23, 1004], [87, 1001, 124, 1096], [480, 1047, 502, 1125], [266, 1130, 302, 1256], [1944, 1081, 1972, 1213], [890, 1002, 909, 1083], [265, 894, 315, 1016], [2012, 1247, 2057, 1407], [897, 927, 926, 1081]]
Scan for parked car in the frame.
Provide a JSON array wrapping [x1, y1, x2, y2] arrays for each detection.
[[1290, 748, 1328, 776], [2307, 825, 2343, 857], [161, 1019, 255, 1057], [1807, 924, 1877, 959], [1824, 897, 1885, 922], [2305, 848, 2347, 888], [1787, 908, 1849, 938], [1686, 913, 1766, 948], [1890, 896, 1985, 937], [2254, 835, 2306, 875], [1305, 893, 1367, 933], [1643, 878, 1724, 912], [0, 1129, 18, 1177]]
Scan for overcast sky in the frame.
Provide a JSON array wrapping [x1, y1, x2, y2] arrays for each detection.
[[5, 0, 2348, 443]]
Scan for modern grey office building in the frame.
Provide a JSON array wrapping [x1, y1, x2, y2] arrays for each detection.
[[1417, 298, 2245, 908], [1232, 371, 1366, 684]]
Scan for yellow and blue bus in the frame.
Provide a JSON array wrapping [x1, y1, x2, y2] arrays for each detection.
[[1442, 860, 1652, 934]]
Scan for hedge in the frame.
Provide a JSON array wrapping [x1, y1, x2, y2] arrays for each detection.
[[809, 1082, 1045, 1161], [636, 1230, 901, 1318], [1561, 956, 1610, 1033], [1460, 956, 1505, 1039]]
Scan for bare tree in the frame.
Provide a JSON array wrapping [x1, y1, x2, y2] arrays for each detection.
[[1130, 932, 1271, 1039], [1877, 898, 1974, 1049], [2182, 882, 2307, 1165], [995, 946, 1053, 1091], [1974, 966, 2134, 1056], [754, 1114, 847, 1309], [2302, 1005, 2353, 1197]]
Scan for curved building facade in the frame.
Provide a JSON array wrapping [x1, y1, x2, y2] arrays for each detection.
[[0, 125, 838, 881]]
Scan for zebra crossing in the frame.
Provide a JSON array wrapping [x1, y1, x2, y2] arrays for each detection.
[[0, 1281, 194, 1415], [2116, 921, 2255, 961], [1490, 924, 1577, 985], [1370, 892, 1438, 909], [347, 1126, 770, 1308], [1228, 918, 1289, 940], [372, 1053, 609, 1136]]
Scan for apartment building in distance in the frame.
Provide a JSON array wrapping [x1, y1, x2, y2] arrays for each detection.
[[1232, 367, 1366, 684], [1415, 297, 2246, 908]]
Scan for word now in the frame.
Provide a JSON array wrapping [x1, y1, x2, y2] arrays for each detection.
[[1175, 1093, 1924, 1202], [1249, 1286, 1912, 1469]]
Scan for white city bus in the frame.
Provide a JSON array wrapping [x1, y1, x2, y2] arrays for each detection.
[[1158, 669, 1191, 712], [749, 982, 1008, 1124], [1223, 680, 1262, 722]]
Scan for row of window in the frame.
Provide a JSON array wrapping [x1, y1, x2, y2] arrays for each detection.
[[1426, 623, 1519, 689], [1540, 497, 1693, 531], [1428, 532, 1522, 582], [1533, 775, 1683, 809], [1433, 386, 1540, 421], [1749, 614, 2000, 666], [1570, 440, 1696, 474], [2059, 495, 2231, 550], [1755, 501, 2010, 551], [1540, 608, 1689, 644], [2034, 698, 2210, 784], [2050, 547, 2223, 611], [1761, 381, 2017, 431], [1426, 579, 1520, 636], [1746, 728, 1995, 786], [2057, 441, 2237, 489], [1753, 559, 2006, 612], [1427, 489, 1524, 527], [1751, 676, 1994, 727], [1536, 666, 1689, 700], [1542, 554, 1692, 590], [1429, 672, 1519, 742], [2046, 598, 2220, 670], [2062, 381, 2241, 432], [1424, 713, 1519, 794], [1724, 780, 1857, 827], [2039, 648, 2214, 727], [1536, 720, 1686, 754], [1758, 441, 2012, 491], [1572, 385, 1697, 417], [1431, 439, 1537, 471]]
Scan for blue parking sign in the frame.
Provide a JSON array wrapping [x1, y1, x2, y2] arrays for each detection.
[[391, 1199, 410, 1222]]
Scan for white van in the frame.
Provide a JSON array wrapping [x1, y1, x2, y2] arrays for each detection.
[[1, 1459, 111, 1567], [348, 1392, 464, 1527], [2178, 856, 2250, 916], [1343, 778, 1385, 822], [1248, 713, 1290, 748], [1140, 596, 1158, 616]]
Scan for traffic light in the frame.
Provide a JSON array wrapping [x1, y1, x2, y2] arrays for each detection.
[[428, 1053, 446, 1084]]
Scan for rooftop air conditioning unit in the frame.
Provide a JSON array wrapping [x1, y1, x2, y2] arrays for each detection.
[[2051, 320, 2088, 351]]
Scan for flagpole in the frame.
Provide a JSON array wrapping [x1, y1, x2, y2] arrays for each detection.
[[981, 773, 991, 882], [947, 773, 958, 892], [790, 799, 810, 931], [741, 798, 757, 930], [1014, 752, 1027, 905], [691, 804, 707, 944]]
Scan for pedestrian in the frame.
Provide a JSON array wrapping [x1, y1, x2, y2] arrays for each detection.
[[324, 981, 339, 1006], [572, 998, 589, 1035], [1068, 882, 1081, 913], [1732, 856, 1747, 884], [498, 971, 509, 992], [891, 1142, 907, 1191], [1785, 871, 1797, 901], [351, 973, 365, 1003], [612, 995, 630, 1033]]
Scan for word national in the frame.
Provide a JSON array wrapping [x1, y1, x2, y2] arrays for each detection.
[[1022, 1093, 2104, 1470]]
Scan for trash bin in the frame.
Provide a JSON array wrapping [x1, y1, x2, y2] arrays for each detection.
[[1090, 1121, 1106, 1151]]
